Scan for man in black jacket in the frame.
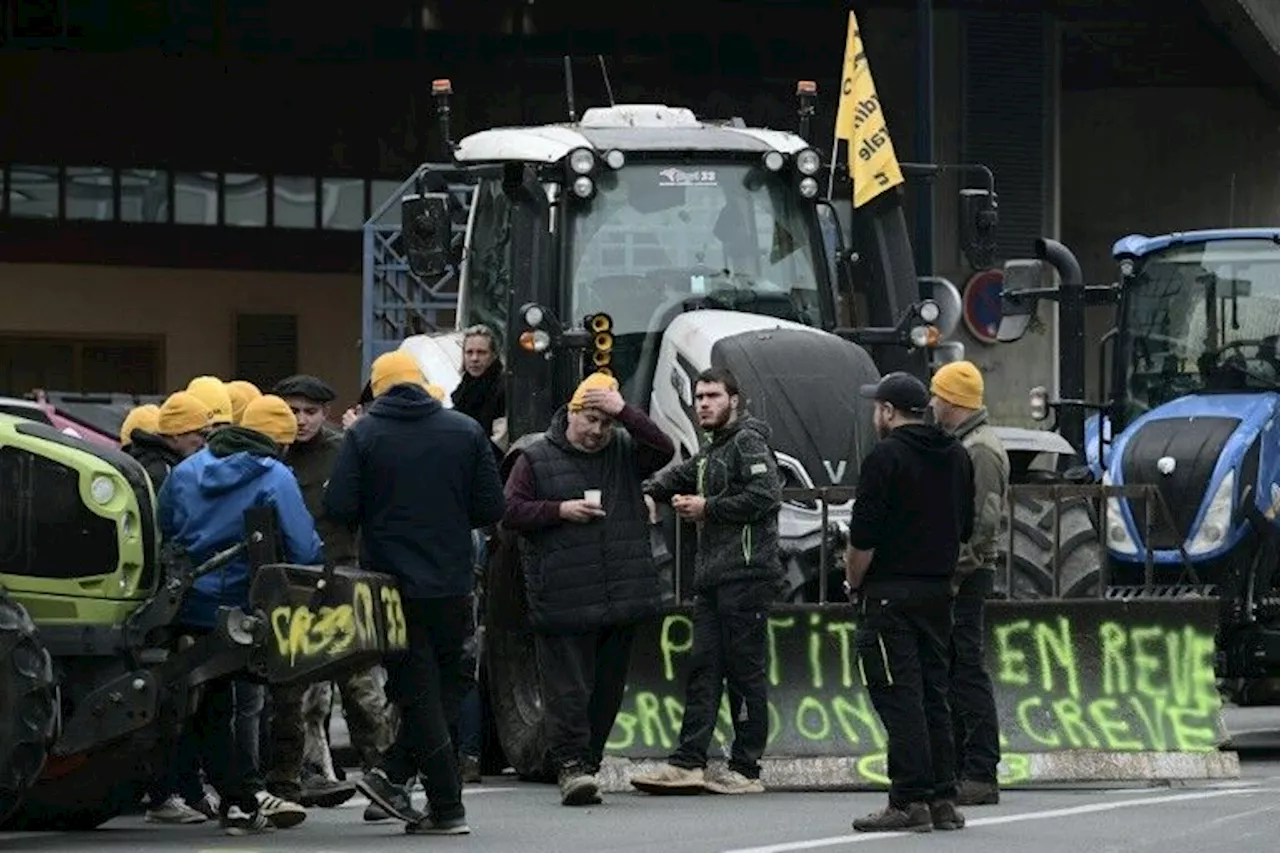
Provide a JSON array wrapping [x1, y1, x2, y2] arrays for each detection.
[[324, 351, 505, 837], [845, 372, 975, 834], [504, 370, 673, 806], [632, 367, 782, 797], [128, 391, 211, 490]]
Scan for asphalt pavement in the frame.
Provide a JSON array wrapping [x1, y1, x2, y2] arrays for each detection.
[[3, 707, 1278, 853]]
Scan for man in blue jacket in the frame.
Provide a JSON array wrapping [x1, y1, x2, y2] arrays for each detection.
[[325, 351, 505, 837], [160, 394, 324, 837]]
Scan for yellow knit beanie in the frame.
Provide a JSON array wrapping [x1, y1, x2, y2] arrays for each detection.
[[569, 372, 619, 412], [157, 392, 212, 436], [240, 395, 299, 445], [226, 380, 263, 425], [119, 404, 161, 445], [370, 351, 426, 398], [930, 360, 984, 410], [186, 376, 234, 425]]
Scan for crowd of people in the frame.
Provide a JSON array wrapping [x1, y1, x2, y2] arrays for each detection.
[[117, 332, 1009, 837]]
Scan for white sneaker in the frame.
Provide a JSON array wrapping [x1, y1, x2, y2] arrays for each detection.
[[221, 805, 271, 836], [145, 795, 208, 824], [253, 790, 307, 829]]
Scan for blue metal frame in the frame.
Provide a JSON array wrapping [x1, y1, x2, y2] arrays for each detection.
[[360, 164, 475, 381]]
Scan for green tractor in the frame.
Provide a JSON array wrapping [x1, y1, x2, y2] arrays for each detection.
[[0, 413, 407, 830]]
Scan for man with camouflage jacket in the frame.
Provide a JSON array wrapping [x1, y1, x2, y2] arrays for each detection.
[[632, 367, 782, 797], [928, 361, 1009, 807]]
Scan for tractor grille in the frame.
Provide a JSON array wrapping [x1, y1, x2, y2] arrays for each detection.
[[1120, 416, 1239, 550]]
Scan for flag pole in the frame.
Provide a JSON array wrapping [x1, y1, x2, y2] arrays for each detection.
[[826, 124, 841, 200]]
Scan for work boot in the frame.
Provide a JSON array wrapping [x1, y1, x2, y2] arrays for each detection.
[[298, 773, 357, 808], [704, 766, 765, 795], [930, 800, 966, 830], [253, 790, 307, 829], [558, 765, 601, 807], [356, 769, 422, 823], [956, 779, 1000, 805], [852, 802, 933, 833], [630, 763, 706, 795], [461, 753, 483, 784]]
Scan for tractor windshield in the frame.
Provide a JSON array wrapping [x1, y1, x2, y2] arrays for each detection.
[[1121, 238, 1280, 418], [568, 160, 828, 396]]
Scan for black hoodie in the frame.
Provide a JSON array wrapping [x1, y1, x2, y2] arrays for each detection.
[[847, 422, 975, 595], [323, 383, 506, 599]]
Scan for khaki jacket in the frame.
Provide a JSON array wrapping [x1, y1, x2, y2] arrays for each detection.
[[953, 408, 1009, 572]]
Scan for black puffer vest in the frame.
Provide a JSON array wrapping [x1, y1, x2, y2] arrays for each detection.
[[519, 408, 661, 634]]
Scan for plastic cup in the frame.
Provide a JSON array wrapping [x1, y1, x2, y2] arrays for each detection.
[[583, 489, 602, 507]]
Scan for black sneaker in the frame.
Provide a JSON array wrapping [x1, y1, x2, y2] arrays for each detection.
[[852, 802, 933, 833], [221, 805, 272, 837], [298, 775, 358, 808], [356, 769, 422, 823], [957, 779, 1000, 805], [930, 800, 966, 830], [406, 814, 471, 835]]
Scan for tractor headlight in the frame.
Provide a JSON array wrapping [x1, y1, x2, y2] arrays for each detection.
[[89, 475, 117, 505], [795, 148, 821, 176], [604, 149, 626, 170], [799, 177, 819, 199], [524, 305, 544, 327], [1186, 470, 1234, 556], [572, 176, 595, 198], [1102, 472, 1139, 556], [919, 299, 940, 324], [569, 148, 596, 175], [763, 151, 785, 172]]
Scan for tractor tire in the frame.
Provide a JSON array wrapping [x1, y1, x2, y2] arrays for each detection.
[[483, 526, 554, 783], [0, 591, 57, 827], [995, 494, 1102, 600], [3, 738, 161, 831]]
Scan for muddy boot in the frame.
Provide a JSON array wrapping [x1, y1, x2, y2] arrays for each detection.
[[956, 779, 1000, 805], [630, 763, 706, 795], [558, 766, 601, 807], [929, 800, 966, 830], [461, 754, 482, 784], [852, 802, 933, 833], [704, 766, 765, 795], [298, 772, 357, 808]]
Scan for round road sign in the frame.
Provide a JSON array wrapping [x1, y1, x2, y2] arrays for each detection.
[[963, 268, 1005, 345]]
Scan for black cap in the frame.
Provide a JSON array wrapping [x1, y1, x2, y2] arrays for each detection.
[[273, 374, 337, 404], [859, 372, 930, 415]]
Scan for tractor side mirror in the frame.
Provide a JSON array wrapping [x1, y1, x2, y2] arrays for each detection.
[[402, 193, 453, 279], [959, 188, 998, 271], [997, 258, 1047, 343], [817, 200, 856, 325]]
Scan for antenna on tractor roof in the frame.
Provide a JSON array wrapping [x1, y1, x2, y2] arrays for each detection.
[[563, 55, 577, 123], [598, 54, 616, 107]]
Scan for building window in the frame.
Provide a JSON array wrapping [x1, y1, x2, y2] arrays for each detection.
[[322, 178, 367, 230], [174, 171, 218, 225], [9, 166, 59, 218], [225, 173, 267, 227], [120, 169, 172, 224], [0, 335, 163, 396], [235, 314, 298, 390], [370, 181, 404, 227], [65, 166, 116, 222], [273, 177, 318, 229]]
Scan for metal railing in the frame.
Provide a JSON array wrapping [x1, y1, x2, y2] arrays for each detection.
[[1006, 482, 1201, 599]]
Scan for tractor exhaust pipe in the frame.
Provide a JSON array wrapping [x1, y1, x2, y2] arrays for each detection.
[[1034, 238, 1087, 454]]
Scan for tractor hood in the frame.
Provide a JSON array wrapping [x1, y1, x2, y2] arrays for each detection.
[[706, 320, 881, 490], [1108, 391, 1280, 561]]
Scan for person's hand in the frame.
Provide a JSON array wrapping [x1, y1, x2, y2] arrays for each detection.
[[580, 387, 625, 416], [671, 494, 707, 521], [342, 405, 363, 429], [560, 499, 607, 523]]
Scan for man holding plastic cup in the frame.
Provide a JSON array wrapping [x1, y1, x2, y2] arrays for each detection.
[[503, 371, 675, 806]]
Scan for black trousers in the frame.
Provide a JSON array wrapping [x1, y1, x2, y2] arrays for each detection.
[[670, 579, 771, 779], [381, 596, 474, 822], [950, 570, 1001, 784], [856, 593, 957, 806], [535, 624, 637, 774], [190, 674, 258, 815]]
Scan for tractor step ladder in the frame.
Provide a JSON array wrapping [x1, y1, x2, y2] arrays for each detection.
[[361, 163, 477, 380]]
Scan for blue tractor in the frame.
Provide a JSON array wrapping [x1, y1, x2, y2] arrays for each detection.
[[1001, 228, 1280, 705]]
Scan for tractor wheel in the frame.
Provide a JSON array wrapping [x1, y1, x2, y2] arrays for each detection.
[[995, 494, 1102, 600], [0, 591, 57, 826], [483, 527, 554, 783]]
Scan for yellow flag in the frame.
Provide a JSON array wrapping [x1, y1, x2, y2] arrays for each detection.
[[834, 11, 905, 208]]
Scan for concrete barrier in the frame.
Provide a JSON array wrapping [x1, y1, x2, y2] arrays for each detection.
[[598, 598, 1238, 790]]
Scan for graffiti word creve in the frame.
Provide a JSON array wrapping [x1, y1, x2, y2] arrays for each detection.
[[271, 580, 404, 665], [611, 601, 1223, 762]]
